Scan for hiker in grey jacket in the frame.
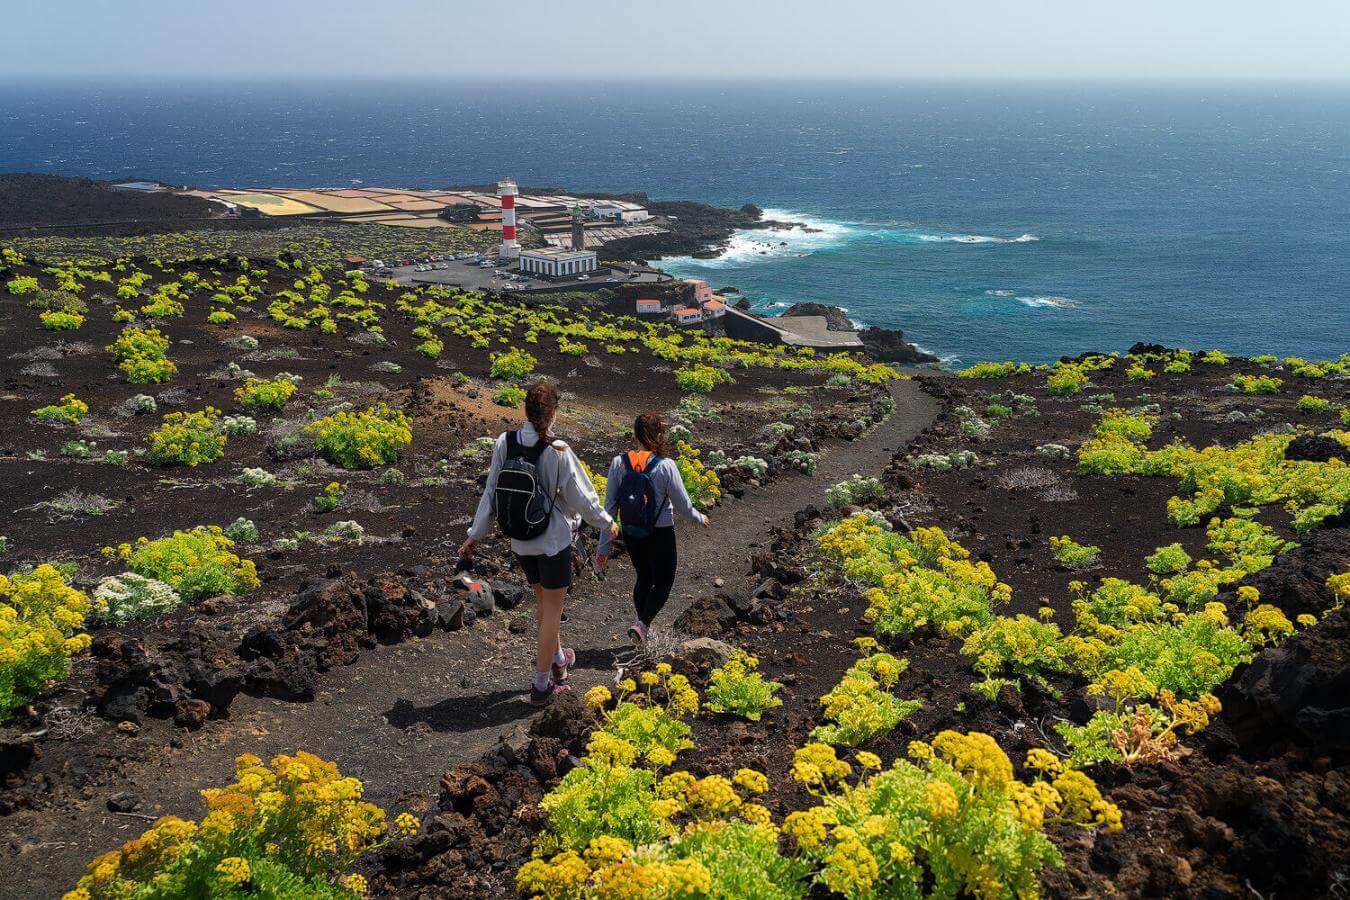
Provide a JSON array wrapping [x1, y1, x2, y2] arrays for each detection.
[[595, 413, 709, 645], [458, 382, 617, 706]]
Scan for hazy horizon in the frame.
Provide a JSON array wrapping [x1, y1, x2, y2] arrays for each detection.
[[4, 0, 1350, 81]]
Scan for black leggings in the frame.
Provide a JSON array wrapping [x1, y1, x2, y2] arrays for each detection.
[[627, 526, 677, 627]]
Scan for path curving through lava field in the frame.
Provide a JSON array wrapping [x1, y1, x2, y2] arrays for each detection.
[[3, 378, 942, 899]]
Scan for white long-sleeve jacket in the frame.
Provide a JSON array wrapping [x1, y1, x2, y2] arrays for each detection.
[[596, 452, 707, 557], [467, 422, 613, 557]]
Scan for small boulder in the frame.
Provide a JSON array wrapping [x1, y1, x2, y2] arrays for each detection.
[[107, 791, 141, 813]]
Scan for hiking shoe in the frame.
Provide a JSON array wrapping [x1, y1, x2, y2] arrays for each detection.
[[551, 647, 576, 683], [627, 621, 649, 647], [529, 679, 571, 708]]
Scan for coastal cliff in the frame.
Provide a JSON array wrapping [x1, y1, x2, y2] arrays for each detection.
[[781, 301, 938, 364]]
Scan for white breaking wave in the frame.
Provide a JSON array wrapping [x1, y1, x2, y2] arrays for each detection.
[[661, 210, 1039, 275], [662, 208, 855, 269], [1015, 295, 1078, 309], [917, 232, 1039, 244], [985, 289, 1078, 310]]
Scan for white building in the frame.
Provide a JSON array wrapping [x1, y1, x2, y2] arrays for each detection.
[[519, 248, 599, 278], [588, 201, 651, 223]]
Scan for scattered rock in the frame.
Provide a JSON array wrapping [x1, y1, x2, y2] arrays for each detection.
[[107, 791, 141, 813]]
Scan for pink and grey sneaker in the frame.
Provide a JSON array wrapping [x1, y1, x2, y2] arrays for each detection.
[[551, 647, 576, 684], [627, 621, 649, 647], [529, 679, 571, 708]]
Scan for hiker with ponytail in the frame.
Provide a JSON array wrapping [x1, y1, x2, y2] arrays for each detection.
[[596, 413, 710, 645], [460, 381, 617, 706]]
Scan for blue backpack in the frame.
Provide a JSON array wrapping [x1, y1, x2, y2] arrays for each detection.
[[617, 451, 666, 539]]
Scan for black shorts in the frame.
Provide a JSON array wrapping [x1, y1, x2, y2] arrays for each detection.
[[514, 547, 573, 590]]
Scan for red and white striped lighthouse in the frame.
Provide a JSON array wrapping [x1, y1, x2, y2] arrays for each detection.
[[498, 178, 519, 261]]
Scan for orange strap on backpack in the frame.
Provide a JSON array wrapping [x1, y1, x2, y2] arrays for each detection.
[[626, 450, 653, 472]]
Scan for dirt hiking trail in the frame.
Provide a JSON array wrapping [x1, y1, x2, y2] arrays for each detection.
[[3, 379, 940, 898]]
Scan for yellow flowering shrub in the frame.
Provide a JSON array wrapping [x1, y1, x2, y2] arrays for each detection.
[[0, 564, 94, 720], [811, 652, 921, 748], [146, 408, 227, 466], [816, 515, 1010, 637], [704, 650, 783, 721], [788, 732, 1120, 899], [234, 375, 299, 411], [1057, 690, 1221, 769], [32, 393, 89, 426], [675, 441, 720, 510], [107, 325, 177, 384], [958, 361, 1031, 379], [524, 661, 807, 898], [306, 404, 412, 469], [106, 525, 259, 602], [962, 614, 1069, 693], [65, 751, 385, 899]]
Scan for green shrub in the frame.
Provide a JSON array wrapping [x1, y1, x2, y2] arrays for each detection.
[[1234, 374, 1282, 394], [490, 348, 537, 379], [1297, 394, 1332, 412], [314, 481, 346, 512], [675, 441, 721, 510], [704, 650, 783, 721], [1145, 543, 1192, 575], [962, 614, 1068, 689], [224, 517, 259, 543], [305, 404, 412, 469], [825, 474, 884, 508], [32, 393, 88, 426], [1050, 535, 1101, 569], [787, 733, 1120, 898], [811, 652, 920, 747], [108, 326, 176, 384], [492, 384, 527, 408], [674, 364, 733, 394], [6, 275, 39, 295], [39, 310, 84, 330], [65, 751, 391, 899], [957, 361, 1030, 379], [1047, 363, 1088, 396], [0, 564, 94, 721], [147, 408, 226, 466], [106, 525, 259, 602], [234, 375, 298, 410], [93, 573, 183, 624]]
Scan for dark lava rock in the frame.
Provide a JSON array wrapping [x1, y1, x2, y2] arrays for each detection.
[[107, 791, 141, 813], [173, 699, 212, 729], [492, 584, 525, 611], [1127, 342, 1174, 356], [284, 576, 373, 668], [0, 737, 37, 778], [243, 654, 318, 701], [859, 326, 939, 364], [794, 505, 822, 529], [431, 600, 466, 631], [92, 626, 241, 724], [1285, 433, 1343, 463], [1219, 608, 1350, 753]]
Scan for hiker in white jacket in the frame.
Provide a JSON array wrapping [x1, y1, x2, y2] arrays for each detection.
[[458, 382, 617, 706]]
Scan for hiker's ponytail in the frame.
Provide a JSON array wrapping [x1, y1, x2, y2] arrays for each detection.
[[634, 413, 674, 458], [525, 381, 560, 442]]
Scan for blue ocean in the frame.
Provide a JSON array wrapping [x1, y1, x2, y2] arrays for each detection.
[[3, 79, 1348, 364]]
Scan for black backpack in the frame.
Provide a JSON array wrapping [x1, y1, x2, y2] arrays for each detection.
[[617, 452, 666, 539], [494, 430, 558, 540]]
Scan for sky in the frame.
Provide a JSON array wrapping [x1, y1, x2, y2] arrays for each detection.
[[3, 0, 1350, 81]]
